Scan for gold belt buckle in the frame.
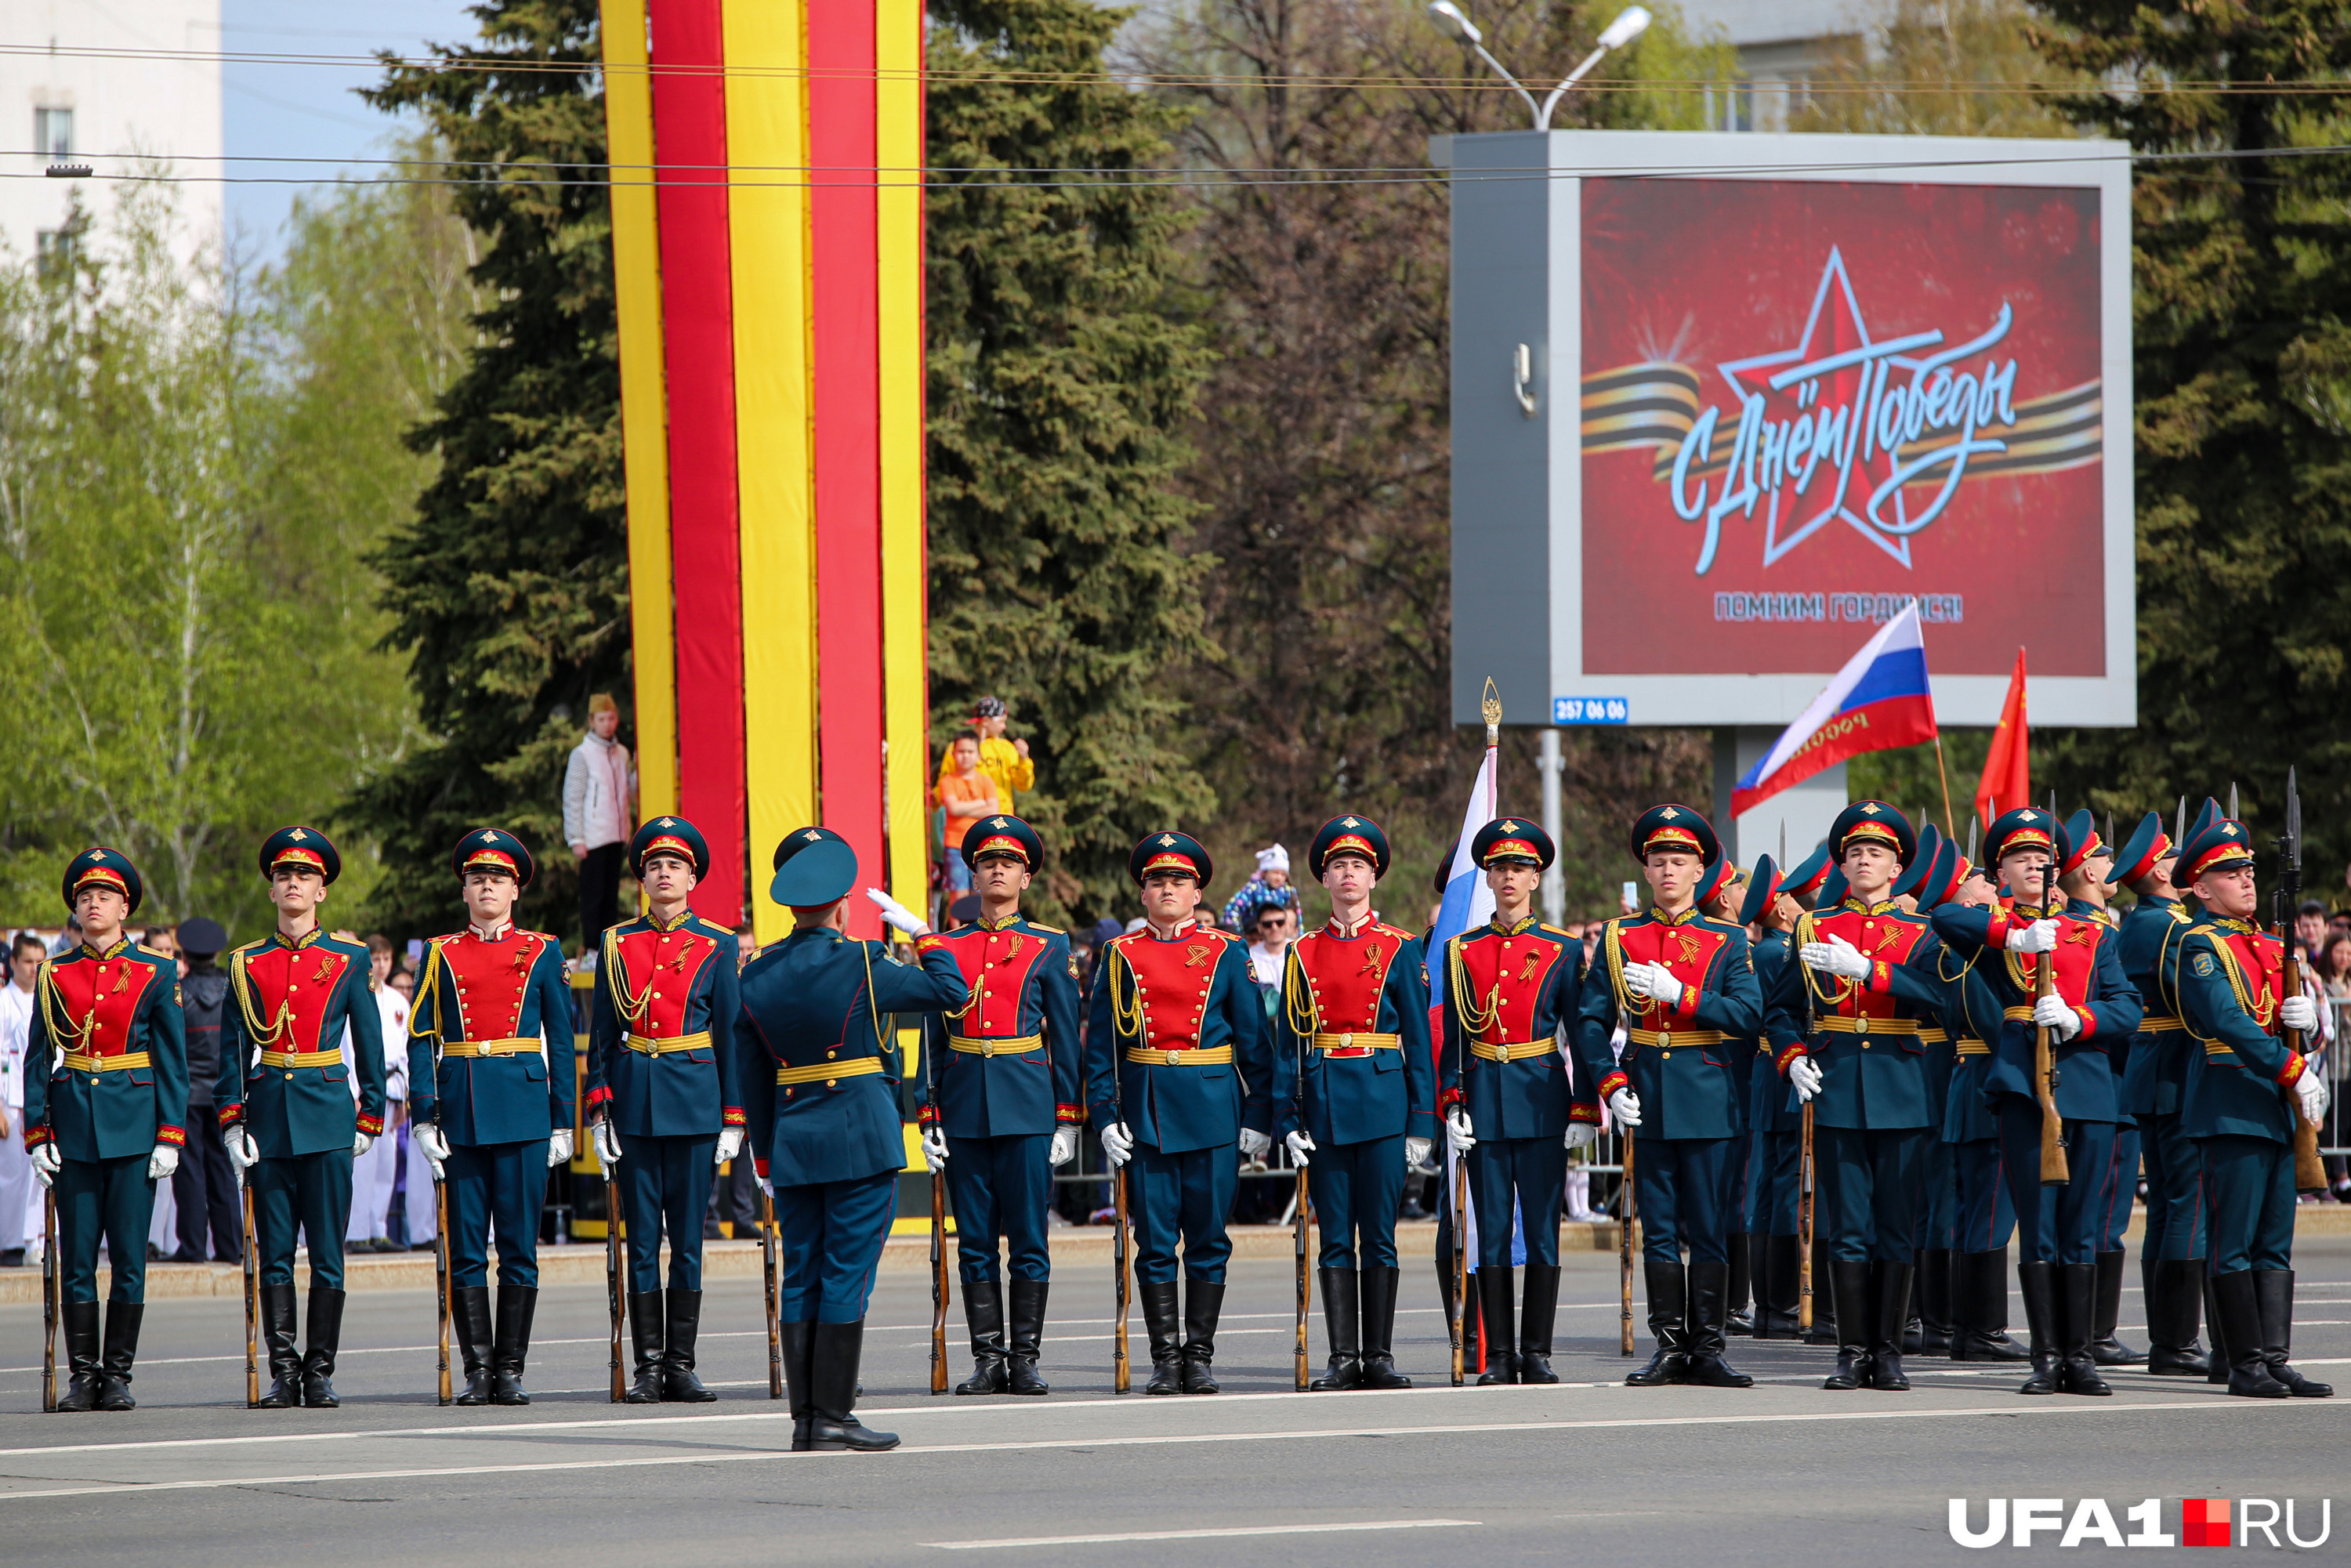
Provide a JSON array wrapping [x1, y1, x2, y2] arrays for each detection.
[[1657, 1029, 1671, 1048], [1164, 1049, 1182, 1066], [1339, 1033, 1353, 1049]]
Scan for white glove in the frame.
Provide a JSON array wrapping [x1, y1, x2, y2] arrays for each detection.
[[1405, 1135, 1434, 1169], [147, 1143, 180, 1182], [412, 1124, 449, 1182], [1621, 961, 1684, 1009], [547, 1128, 574, 1168], [759, 1174, 773, 1198], [715, 1124, 744, 1165], [2296, 1070, 2331, 1127], [1049, 1128, 1079, 1168], [2280, 994, 2320, 1035], [1238, 1127, 1272, 1161], [1284, 1130, 1315, 1168], [1790, 1055, 1824, 1102], [864, 887, 929, 936], [592, 1119, 623, 1171], [2033, 992, 2082, 1042], [2008, 918, 2059, 954], [1099, 1121, 1135, 1169], [224, 1128, 261, 1175], [30, 1141, 60, 1188], [1800, 934, 1872, 981], [1564, 1122, 1597, 1152], [1607, 1088, 1643, 1129], [1444, 1108, 1477, 1157], [352, 1132, 373, 1158], [921, 1125, 949, 1173]]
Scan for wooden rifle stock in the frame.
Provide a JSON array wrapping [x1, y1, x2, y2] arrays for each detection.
[[929, 1166, 949, 1395], [1111, 1164, 1131, 1394], [1447, 1146, 1468, 1386], [1293, 1162, 1311, 1391], [42, 1185, 58, 1412], [434, 1173, 452, 1407], [2279, 936, 2330, 1192], [1797, 1103, 1816, 1331], [241, 1175, 260, 1407], [1618, 1127, 1636, 1356], [606, 1172, 625, 1402], [2034, 933, 2070, 1186], [761, 1186, 783, 1400]]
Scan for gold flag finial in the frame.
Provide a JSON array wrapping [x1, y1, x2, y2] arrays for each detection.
[[1480, 676, 1502, 740]]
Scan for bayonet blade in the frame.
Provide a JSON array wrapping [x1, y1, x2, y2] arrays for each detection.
[[2229, 781, 2239, 821], [2288, 767, 2302, 868], [2175, 795, 2186, 852]]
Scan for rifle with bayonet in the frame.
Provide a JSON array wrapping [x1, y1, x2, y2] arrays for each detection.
[[1292, 980, 1311, 1392], [2034, 789, 2070, 1186], [2277, 770, 2330, 1193], [928, 1045, 949, 1396], [1109, 960, 1132, 1394]]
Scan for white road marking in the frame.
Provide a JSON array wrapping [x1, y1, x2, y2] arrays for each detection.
[[925, 1519, 1481, 1549], [0, 1396, 2326, 1501]]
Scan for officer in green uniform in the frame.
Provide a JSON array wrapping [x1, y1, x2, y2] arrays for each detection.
[[2111, 810, 2211, 1375], [1579, 806, 1762, 1389], [26, 849, 188, 1411], [737, 828, 969, 1450], [2170, 811, 2334, 1399], [585, 817, 743, 1403], [218, 827, 386, 1408]]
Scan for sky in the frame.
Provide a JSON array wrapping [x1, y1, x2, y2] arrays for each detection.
[[219, 0, 480, 266]]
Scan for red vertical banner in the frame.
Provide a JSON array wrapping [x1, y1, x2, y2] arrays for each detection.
[[1975, 648, 2030, 827], [650, 0, 748, 928], [808, 0, 886, 938]]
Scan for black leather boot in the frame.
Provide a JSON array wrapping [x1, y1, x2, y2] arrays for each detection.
[[1518, 1262, 1562, 1384], [782, 1320, 816, 1448], [2145, 1258, 2210, 1376], [1310, 1268, 1361, 1390], [1180, 1278, 1225, 1393], [624, 1291, 665, 1402], [1685, 1258, 1753, 1388], [1951, 1249, 2029, 1361], [1804, 1237, 1838, 1343], [1823, 1260, 1873, 1390], [1867, 1261, 1913, 1391], [2205, 1271, 2231, 1385], [255, 1283, 302, 1407], [1918, 1248, 1954, 1355], [55, 1301, 102, 1412], [2016, 1260, 2060, 1395], [453, 1284, 494, 1405], [955, 1280, 1007, 1396], [806, 1320, 898, 1450], [1141, 1281, 1184, 1395], [1625, 1258, 1687, 1386], [302, 1286, 346, 1407], [97, 1301, 143, 1410], [1358, 1266, 1411, 1389], [1725, 1233, 1754, 1336], [2087, 1249, 2143, 1366], [1005, 1279, 1050, 1396], [1755, 1235, 1802, 1338], [664, 1288, 716, 1401], [2254, 1270, 2334, 1397], [1475, 1268, 1518, 1385], [2212, 1270, 2285, 1398], [2057, 1262, 2111, 1396], [491, 1284, 537, 1406]]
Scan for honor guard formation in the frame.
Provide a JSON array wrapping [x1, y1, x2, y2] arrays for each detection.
[[19, 789, 2335, 1426]]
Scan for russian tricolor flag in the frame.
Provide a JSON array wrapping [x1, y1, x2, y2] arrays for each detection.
[[1731, 602, 1938, 817]]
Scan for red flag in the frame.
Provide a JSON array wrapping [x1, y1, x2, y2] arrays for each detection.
[[1975, 649, 2030, 827]]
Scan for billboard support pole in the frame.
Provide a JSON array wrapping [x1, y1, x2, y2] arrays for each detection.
[[1540, 726, 1563, 925]]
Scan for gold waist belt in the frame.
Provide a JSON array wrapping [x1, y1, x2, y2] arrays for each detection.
[[442, 1037, 540, 1057], [1470, 1038, 1556, 1063], [259, 1048, 342, 1069], [1625, 1027, 1726, 1048], [2138, 1016, 2186, 1034], [1125, 1045, 1234, 1066], [627, 1031, 712, 1056], [60, 1051, 149, 1073], [950, 1034, 1042, 1057], [1815, 1016, 1926, 1035], [1921, 1028, 1950, 1043], [1955, 1041, 1991, 1056], [1312, 1032, 1400, 1052], [777, 1057, 885, 1087], [2005, 1005, 2066, 1023]]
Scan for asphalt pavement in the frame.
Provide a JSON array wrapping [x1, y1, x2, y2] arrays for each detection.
[[2, 1240, 2346, 1563]]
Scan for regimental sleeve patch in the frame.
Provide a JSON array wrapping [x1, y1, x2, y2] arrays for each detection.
[[175, 983, 184, 1006], [2192, 952, 2216, 978], [1067, 954, 1081, 980]]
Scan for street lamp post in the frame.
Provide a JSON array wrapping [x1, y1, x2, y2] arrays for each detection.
[[1426, 2, 1652, 131]]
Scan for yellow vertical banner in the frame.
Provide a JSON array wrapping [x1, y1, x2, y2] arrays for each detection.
[[600, 0, 677, 820], [877, 0, 929, 915], [724, 0, 819, 945]]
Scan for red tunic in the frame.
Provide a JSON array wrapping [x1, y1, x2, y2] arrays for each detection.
[[941, 924, 1052, 1038], [237, 940, 357, 1053], [1453, 927, 1571, 1048], [45, 946, 161, 1061], [608, 924, 723, 1039], [439, 928, 553, 1041], [1117, 925, 1233, 1052], [1290, 921, 1415, 1034]]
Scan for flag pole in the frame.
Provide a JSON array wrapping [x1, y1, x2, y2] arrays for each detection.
[[1932, 733, 1958, 840], [1482, 677, 1502, 817]]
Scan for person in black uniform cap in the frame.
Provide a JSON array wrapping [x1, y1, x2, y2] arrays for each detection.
[[169, 918, 239, 1264]]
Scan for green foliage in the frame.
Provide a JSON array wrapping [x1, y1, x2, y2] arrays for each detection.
[[346, 0, 629, 944], [2028, 1, 2351, 879], [1792, 0, 2083, 138], [0, 164, 461, 937], [926, 0, 1219, 923]]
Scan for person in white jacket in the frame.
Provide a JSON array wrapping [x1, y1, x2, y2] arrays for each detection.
[[563, 693, 636, 959], [0, 932, 38, 1264]]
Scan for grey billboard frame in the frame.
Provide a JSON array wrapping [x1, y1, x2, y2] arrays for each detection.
[[1444, 129, 2135, 730]]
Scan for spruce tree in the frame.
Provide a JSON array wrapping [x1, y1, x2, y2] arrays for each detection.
[[345, 0, 628, 940], [926, 0, 1217, 921], [2035, 3, 2351, 863]]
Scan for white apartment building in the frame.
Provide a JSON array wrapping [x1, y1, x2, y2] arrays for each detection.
[[0, 0, 222, 269], [1678, 0, 1882, 132]]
